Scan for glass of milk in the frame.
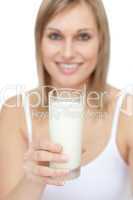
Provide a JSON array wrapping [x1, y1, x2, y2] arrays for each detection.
[[48, 88, 85, 180]]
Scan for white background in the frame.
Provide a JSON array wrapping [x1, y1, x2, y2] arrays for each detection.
[[0, 0, 133, 106]]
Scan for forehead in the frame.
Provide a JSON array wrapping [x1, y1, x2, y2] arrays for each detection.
[[45, 2, 97, 31]]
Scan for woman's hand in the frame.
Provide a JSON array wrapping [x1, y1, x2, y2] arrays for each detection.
[[23, 139, 69, 186]]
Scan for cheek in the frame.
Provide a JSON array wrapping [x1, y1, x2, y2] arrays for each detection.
[[83, 42, 99, 66], [85, 41, 99, 58], [41, 39, 59, 59]]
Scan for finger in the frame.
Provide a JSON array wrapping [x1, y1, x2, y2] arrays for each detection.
[[24, 172, 65, 186], [43, 177, 66, 186], [31, 150, 69, 163], [27, 162, 69, 178], [32, 139, 62, 153]]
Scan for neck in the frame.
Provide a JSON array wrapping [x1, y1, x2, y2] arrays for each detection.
[[50, 80, 90, 91]]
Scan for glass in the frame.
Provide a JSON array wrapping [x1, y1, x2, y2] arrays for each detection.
[[48, 88, 85, 181]]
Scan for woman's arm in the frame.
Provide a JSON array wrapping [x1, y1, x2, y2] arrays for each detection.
[[127, 116, 133, 192], [0, 96, 69, 200], [0, 96, 45, 199], [124, 95, 133, 193], [4, 175, 46, 200]]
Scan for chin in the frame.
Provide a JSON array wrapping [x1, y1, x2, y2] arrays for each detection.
[[54, 79, 86, 89]]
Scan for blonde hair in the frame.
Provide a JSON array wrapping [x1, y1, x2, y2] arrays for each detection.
[[35, 0, 110, 111]]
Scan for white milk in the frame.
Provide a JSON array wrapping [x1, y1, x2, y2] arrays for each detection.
[[49, 101, 84, 170]]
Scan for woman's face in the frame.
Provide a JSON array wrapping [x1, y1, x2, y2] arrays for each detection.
[[41, 2, 100, 89]]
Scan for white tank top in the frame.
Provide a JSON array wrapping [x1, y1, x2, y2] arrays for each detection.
[[23, 89, 133, 200]]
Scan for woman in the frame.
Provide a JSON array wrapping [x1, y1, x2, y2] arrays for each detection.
[[0, 0, 133, 199]]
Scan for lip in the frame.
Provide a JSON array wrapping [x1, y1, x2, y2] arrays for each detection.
[[56, 62, 83, 65], [56, 62, 82, 75]]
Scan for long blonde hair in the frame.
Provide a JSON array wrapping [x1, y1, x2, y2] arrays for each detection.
[[34, 0, 110, 111]]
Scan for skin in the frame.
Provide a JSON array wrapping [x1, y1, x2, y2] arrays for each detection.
[[0, 2, 133, 199], [41, 2, 99, 89]]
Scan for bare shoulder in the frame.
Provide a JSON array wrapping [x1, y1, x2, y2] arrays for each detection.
[[106, 84, 120, 100], [105, 84, 121, 112], [107, 84, 133, 161], [0, 87, 40, 140], [108, 85, 133, 144], [0, 94, 25, 133], [106, 84, 133, 112]]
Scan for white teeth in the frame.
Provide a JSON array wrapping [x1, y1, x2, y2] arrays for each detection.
[[58, 63, 80, 69]]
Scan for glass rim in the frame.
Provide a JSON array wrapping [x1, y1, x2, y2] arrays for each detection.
[[48, 88, 84, 101]]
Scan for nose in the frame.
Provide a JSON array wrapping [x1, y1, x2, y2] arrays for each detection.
[[61, 39, 75, 60]]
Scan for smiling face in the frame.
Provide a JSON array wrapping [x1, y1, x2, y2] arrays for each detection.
[[41, 2, 100, 89]]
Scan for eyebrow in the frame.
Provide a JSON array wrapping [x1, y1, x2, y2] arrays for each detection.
[[46, 27, 93, 32]]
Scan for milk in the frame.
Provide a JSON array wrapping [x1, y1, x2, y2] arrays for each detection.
[[49, 101, 84, 170]]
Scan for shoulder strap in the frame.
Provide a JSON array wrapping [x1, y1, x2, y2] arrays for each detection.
[[111, 89, 128, 138]]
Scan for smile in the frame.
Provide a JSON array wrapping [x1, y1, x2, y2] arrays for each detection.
[[56, 62, 83, 75]]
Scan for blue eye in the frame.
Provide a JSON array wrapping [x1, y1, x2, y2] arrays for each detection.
[[77, 33, 91, 41], [48, 33, 62, 40]]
